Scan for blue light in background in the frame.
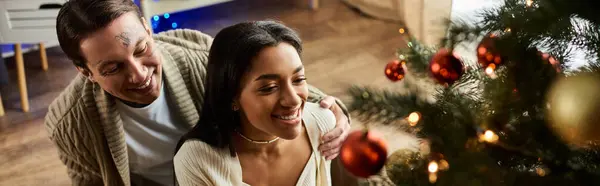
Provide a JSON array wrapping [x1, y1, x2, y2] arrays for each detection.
[[3, 0, 229, 56]]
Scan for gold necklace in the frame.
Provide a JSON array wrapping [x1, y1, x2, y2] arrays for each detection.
[[235, 130, 280, 144]]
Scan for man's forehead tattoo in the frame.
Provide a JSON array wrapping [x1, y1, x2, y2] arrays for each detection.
[[115, 32, 131, 46], [114, 26, 140, 47]]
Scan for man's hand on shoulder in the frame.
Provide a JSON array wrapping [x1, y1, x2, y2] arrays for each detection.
[[317, 96, 350, 160]]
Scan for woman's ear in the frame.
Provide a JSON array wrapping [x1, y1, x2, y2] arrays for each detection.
[[232, 102, 239, 111]]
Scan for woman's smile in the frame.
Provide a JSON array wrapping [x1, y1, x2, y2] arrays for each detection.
[[272, 108, 302, 126]]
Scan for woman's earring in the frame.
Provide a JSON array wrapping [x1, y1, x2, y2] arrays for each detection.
[[232, 104, 239, 111]]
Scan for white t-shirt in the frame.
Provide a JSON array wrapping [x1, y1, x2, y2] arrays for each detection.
[[116, 83, 189, 186]]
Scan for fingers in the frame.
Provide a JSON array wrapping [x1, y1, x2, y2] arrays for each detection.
[[323, 148, 340, 160], [321, 127, 344, 144], [336, 114, 349, 130], [319, 132, 344, 152], [319, 96, 336, 109], [319, 136, 343, 160]]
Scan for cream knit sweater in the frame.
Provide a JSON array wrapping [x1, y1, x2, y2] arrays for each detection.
[[174, 103, 336, 186], [44, 29, 344, 186]]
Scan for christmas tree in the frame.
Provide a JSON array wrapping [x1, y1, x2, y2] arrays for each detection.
[[340, 0, 600, 185]]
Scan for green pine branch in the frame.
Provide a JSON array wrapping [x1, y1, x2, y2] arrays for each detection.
[[348, 0, 600, 185]]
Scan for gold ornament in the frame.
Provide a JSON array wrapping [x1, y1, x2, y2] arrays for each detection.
[[546, 73, 600, 147]]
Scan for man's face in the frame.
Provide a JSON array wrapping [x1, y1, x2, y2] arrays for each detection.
[[79, 12, 162, 104]]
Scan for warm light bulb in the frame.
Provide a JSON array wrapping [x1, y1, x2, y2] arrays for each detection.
[[399, 28, 406, 34], [482, 130, 499, 143], [526, 0, 533, 7], [428, 161, 439, 173], [429, 173, 438, 183], [485, 66, 495, 75], [407, 112, 421, 126], [439, 159, 450, 170], [536, 167, 546, 176], [484, 130, 494, 139]]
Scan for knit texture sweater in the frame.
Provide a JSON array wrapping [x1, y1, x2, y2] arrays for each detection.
[[174, 103, 336, 186], [44, 29, 342, 186]]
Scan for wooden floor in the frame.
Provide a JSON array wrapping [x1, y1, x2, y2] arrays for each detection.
[[0, 0, 411, 185]]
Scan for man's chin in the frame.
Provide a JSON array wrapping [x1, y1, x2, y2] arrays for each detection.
[[122, 94, 159, 105]]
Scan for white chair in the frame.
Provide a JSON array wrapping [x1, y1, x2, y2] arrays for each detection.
[[0, 0, 65, 113], [0, 93, 4, 116], [138, 0, 233, 27]]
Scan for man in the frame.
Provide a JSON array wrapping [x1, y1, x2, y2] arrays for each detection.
[[45, 0, 351, 186]]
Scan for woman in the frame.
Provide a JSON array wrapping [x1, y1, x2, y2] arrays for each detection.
[[173, 20, 336, 186]]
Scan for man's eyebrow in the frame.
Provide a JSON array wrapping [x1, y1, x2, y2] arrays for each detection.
[[134, 35, 146, 47]]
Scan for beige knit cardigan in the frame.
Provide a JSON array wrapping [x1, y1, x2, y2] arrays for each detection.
[[44, 29, 342, 186], [174, 102, 336, 186]]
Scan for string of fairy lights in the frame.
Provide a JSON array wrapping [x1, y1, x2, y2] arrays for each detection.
[[389, 1, 547, 183]]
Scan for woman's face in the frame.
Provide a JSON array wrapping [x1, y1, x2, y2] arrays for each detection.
[[237, 42, 308, 140]]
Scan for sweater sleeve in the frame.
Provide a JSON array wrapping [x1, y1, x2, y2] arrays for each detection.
[[306, 84, 351, 125], [45, 103, 103, 186], [154, 29, 212, 110], [306, 102, 337, 135], [174, 140, 224, 186]]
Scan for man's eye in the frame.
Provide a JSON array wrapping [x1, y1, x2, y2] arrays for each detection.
[[102, 65, 119, 75], [134, 43, 148, 55]]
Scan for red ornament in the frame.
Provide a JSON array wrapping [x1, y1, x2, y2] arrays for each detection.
[[385, 60, 406, 81], [429, 49, 464, 85], [477, 33, 504, 70], [340, 130, 388, 178]]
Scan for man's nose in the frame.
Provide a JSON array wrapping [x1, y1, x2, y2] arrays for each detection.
[[127, 59, 146, 84]]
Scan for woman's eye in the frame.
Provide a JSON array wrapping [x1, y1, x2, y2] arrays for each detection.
[[259, 86, 277, 93], [294, 77, 307, 84]]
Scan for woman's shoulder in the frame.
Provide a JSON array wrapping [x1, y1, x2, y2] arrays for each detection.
[[174, 139, 234, 185], [303, 102, 337, 134], [175, 139, 229, 163], [174, 140, 231, 173]]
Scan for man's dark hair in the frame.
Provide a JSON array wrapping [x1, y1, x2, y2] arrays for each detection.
[[56, 0, 143, 68]]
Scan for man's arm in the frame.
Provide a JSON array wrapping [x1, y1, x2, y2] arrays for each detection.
[[307, 84, 350, 122], [45, 99, 104, 186], [47, 122, 104, 185], [306, 84, 352, 160]]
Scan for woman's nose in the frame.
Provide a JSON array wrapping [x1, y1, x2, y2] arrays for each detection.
[[280, 84, 302, 108]]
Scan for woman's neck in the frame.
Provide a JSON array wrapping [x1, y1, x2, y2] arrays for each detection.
[[233, 125, 285, 155]]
